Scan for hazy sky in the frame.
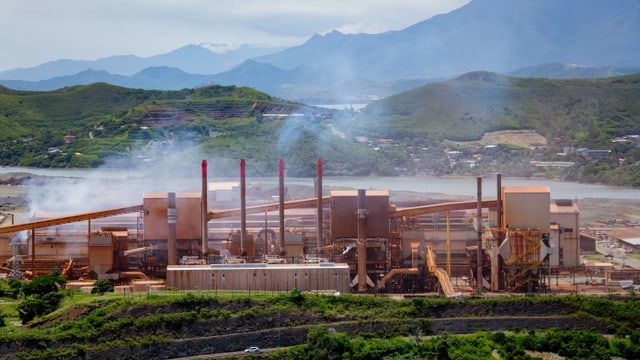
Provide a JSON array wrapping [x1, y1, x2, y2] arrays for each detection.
[[0, 0, 470, 71]]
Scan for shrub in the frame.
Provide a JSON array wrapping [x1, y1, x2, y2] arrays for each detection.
[[8, 277, 22, 295], [17, 292, 64, 324], [22, 273, 66, 297], [91, 280, 114, 295], [289, 288, 305, 306]]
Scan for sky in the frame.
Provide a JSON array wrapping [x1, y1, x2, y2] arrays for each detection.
[[0, 0, 470, 72]]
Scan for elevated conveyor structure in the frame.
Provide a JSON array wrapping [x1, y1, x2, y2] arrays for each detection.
[[389, 200, 497, 218], [426, 245, 460, 298], [208, 197, 330, 220], [0, 205, 144, 235]]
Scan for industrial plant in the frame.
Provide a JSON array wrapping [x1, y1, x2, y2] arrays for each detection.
[[0, 159, 585, 296]]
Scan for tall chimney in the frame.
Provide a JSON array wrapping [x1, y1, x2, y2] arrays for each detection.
[[201, 160, 208, 257], [357, 189, 367, 292], [316, 158, 323, 252], [240, 159, 247, 254], [278, 158, 285, 254], [476, 177, 482, 292], [168, 192, 177, 265], [496, 173, 503, 241]]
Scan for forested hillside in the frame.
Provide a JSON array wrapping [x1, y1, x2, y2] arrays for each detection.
[[352, 72, 640, 146]]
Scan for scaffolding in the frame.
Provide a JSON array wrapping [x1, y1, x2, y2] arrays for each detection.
[[504, 228, 543, 292]]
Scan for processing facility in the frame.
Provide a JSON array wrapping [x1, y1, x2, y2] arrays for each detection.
[[0, 159, 582, 296]]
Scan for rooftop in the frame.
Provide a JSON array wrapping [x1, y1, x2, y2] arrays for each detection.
[[503, 186, 550, 194], [167, 263, 350, 271]]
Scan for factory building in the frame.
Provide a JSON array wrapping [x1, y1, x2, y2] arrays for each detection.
[[550, 199, 580, 266], [166, 263, 350, 293], [0, 161, 585, 296]]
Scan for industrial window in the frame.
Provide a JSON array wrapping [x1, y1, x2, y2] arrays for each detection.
[[564, 228, 573, 233]]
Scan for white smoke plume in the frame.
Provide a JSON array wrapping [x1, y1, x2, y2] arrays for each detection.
[[23, 140, 220, 218]]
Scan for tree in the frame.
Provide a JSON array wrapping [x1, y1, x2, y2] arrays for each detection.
[[16, 273, 66, 324], [8, 278, 22, 296], [21, 273, 66, 298], [91, 279, 114, 295], [305, 327, 353, 360], [17, 292, 64, 324]]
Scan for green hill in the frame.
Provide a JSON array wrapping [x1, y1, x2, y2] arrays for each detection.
[[0, 83, 302, 170], [352, 72, 640, 147], [2, 74, 640, 184]]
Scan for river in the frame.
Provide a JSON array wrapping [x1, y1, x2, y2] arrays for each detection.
[[2, 166, 639, 200]]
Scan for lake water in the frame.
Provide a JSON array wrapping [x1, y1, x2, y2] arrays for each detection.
[[2, 166, 639, 200]]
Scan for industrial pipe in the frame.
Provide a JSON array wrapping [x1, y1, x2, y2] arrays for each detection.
[[31, 228, 35, 278], [240, 159, 246, 254], [278, 158, 285, 254], [316, 158, 323, 252], [168, 192, 177, 266], [476, 177, 482, 292], [497, 173, 502, 230], [357, 189, 367, 292], [201, 160, 208, 257]]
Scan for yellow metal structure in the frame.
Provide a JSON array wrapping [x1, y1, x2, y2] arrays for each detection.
[[426, 245, 458, 297], [505, 228, 543, 291]]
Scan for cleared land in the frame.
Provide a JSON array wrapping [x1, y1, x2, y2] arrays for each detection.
[[450, 129, 548, 149]]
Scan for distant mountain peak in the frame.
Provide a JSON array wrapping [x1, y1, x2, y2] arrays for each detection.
[[2, 0, 640, 101]]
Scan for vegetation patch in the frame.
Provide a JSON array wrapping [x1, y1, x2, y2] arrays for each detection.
[[1, 275, 640, 359]]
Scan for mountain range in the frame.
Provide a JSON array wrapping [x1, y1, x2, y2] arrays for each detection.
[[1, 0, 639, 103]]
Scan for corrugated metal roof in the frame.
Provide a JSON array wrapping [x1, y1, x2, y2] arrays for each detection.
[[607, 229, 640, 246], [622, 238, 640, 246]]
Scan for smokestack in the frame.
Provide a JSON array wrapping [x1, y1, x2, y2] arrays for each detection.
[[168, 192, 177, 265], [31, 228, 35, 278], [476, 177, 482, 292], [278, 158, 285, 254], [492, 173, 503, 292], [496, 173, 503, 243], [240, 159, 246, 254], [316, 158, 323, 252], [357, 189, 367, 293], [201, 160, 208, 257]]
